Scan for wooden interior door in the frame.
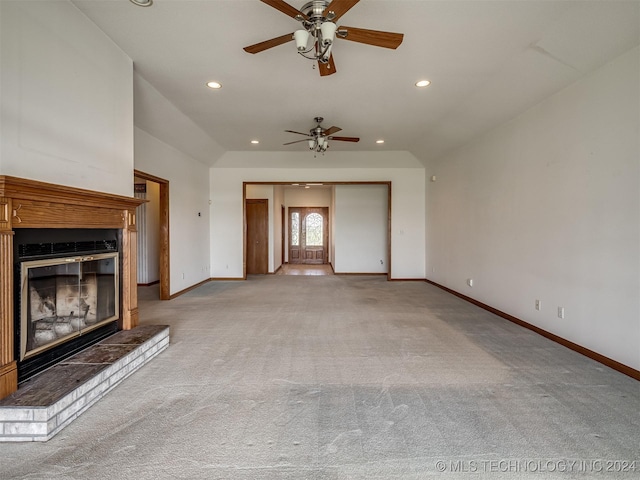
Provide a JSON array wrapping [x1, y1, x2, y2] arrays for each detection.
[[246, 199, 268, 274], [289, 207, 328, 264]]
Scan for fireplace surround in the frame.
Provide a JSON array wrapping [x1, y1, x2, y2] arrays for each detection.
[[0, 176, 144, 400]]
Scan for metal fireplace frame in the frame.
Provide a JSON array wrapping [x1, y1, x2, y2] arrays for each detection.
[[20, 252, 119, 360]]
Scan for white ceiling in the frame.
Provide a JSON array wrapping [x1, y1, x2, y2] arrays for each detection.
[[71, 0, 640, 165]]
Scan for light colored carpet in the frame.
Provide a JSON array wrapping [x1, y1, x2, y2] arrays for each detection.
[[2, 276, 638, 479]]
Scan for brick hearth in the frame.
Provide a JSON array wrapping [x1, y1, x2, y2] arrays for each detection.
[[0, 325, 169, 442]]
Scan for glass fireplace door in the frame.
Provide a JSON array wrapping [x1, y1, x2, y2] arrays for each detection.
[[21, 253, 119, 360]]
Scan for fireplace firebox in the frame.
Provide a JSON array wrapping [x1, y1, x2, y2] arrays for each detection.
[[14, 229, 122, 382], [21, 252, 118, 358]]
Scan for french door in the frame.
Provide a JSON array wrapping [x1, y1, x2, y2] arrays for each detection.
[[289, 207, 328, 264]]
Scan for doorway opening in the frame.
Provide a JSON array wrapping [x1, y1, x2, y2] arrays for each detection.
[[134, 170, 170, 300], [243, 182, 391, 279]]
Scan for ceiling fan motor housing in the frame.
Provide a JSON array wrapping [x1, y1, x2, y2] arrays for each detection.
[[300, 0, 332, 21], [313, 117, 325, 135]]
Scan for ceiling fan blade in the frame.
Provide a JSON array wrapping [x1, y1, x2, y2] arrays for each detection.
[[337, 26, 404, 49], [244, 33, 294, 54], [329, 136, 360, 142], [285, 130, 311, 136], [324, 0, 360, 22], [318, 54, 337, 76], [260, 0, 308, 20], [323, 126, 342, 136], [283, 139, 310, 145]]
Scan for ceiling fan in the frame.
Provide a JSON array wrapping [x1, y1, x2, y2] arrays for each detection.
[[244, 0, 404, 76], [284, 117, 359, 152]]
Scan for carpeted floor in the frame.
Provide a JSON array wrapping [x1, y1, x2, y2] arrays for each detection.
[[1, 276, 638, 479]]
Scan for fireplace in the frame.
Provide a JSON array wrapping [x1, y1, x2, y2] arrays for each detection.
[[15, 230, 121, 382], [0, 176, 144, 400]]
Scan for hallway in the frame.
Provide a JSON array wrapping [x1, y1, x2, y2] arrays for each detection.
[[275, 264, 334, 276]]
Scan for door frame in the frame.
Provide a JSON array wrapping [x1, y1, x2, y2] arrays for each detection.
[[134, 170, 170, 300], [243, 182, 391, 279], [281, 205, 285, 268]]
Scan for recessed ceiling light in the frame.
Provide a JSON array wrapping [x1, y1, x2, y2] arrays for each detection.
[[206, 81, 222, 89], [251, 140, 259, 144], [376, 140, 385, 144], [129, 0, 153, 6], [415, 80, 431, 88]]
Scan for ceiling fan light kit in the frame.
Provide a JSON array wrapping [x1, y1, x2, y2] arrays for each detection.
[[244, 0, 404, 76], [294, 29, 310, 51], [292, 20, 338, 62], [310, 135, 328, 153]]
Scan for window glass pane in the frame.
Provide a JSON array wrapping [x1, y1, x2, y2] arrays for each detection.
[[291, 212, 299, 246], [306, 213, 323, 246]]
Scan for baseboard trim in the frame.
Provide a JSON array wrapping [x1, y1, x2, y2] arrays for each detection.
[[169, 279, 213, 299], [388, 278, 428, 282], [170, 276, 246, 299], [334, 272, 387, 276], [137, 280, 160, 287], [425, 279, 640, 381]]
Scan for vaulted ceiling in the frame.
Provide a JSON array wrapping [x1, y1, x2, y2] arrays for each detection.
[[72, 0, 640, 165]]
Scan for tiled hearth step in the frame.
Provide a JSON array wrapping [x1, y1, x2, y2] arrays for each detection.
[[0, 325, 169, 442]]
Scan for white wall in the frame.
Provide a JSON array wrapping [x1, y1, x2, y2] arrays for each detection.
[[134, 180, 160, 284], [146, 181, 161, 283], [284, 186, 333, 207], [135, 127, 211, 295], [274, 186, 284, 270], [334, 185, 388, 274], [426, 47, 640, 370], [210, 156, 425, 279], [330, 188, 336, 267], [0, 0, 133, 196]]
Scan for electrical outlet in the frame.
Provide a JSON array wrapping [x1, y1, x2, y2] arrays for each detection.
[[535, 300, 541, 311], [467, 278, 473, 287], [558, 307, 565, 319]]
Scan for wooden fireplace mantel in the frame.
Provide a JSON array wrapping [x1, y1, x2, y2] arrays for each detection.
[[0, 175, 145, 399]]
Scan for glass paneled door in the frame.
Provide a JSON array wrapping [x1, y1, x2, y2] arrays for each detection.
[[21, 253, 119, 360], [289, 207, 329, 264]]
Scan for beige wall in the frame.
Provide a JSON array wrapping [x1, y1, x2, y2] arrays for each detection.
[[425, 47, 640, 370]]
